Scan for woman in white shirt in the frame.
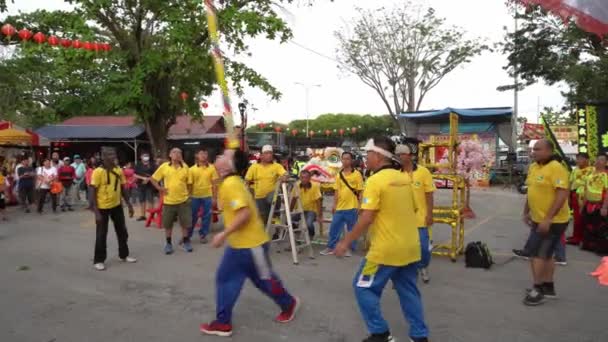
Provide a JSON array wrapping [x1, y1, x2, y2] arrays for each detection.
[[37, 159, 58, 214]]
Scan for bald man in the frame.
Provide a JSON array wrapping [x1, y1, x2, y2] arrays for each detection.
[[522, 139, 570, 306]]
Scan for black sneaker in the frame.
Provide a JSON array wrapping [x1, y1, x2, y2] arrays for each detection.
[[410, 338, 429, 342], [542, 283, 557, 299], [363, 332, 394, 342], [512, 249, 530, 260], [136, 216, 146, 221], [523, 288, 545, 306]]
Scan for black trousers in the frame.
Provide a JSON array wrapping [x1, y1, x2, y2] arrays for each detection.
[[37, 189, 58, 213], [94, 205, 129, 263], [18, 186, 34, 208]]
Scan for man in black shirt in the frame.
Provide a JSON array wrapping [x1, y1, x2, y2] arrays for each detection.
[[134, 153, 157, 221], [17, 158, 35, 213]]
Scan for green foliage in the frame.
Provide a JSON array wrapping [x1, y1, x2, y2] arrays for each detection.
[[500, 3, 608, 104], [246, 113, 397, 140], [0, 0, 298, 155], [540, 107, 575, 126], [335, 2, 487, 118]]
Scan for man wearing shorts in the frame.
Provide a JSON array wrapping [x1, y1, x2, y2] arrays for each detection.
[[150, 148, 193, 254], [522, 139, 570, 306], [134, 153, 157, 221]]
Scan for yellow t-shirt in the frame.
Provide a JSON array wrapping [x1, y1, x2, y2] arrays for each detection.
[[526, 160, 570, 224], [584, 171, 608, 202], [292, 181, 322, 212], [151, 162, 193, 205], [245, 162, 287, 199], [0, 174, 5, 191], [570, 166, 593, 192], [90, 167, 126, 209], [335, 169, 364, 210], [219, 175, 270, 249], [361, 169, 420, 266], [403, 165, 435, 229], [190, 164, 219, 198]]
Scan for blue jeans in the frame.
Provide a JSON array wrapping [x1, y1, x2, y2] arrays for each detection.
[[216, 243, 295, 324], [327, 209, 358, 250], [256, 192, 275, 227], [354, 259, 429, 338], [189, 197, 212, 238], [418, 228, 431, 269], [292, 211, 317, 238], [523, 227, 567, 261]]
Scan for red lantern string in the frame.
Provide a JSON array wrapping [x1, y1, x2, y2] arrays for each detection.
[[18, 29, 32, 41], [33, 32, 46, 44], [339, 129, 345, 136], [258, 123, 266, 129], [60, 38, 71, 48], [201, 102, 209, 109], [325, 129, 331, 137], [351, 127, 357, 134], [83, 41, 93, 50], [1, 23, 16, 37], [72, 40, 82, 49], [309, 130, 315, 137], [47, 35, 59, 46], [180, 92, 189, 101], [291, 129, 298, 136], [274, 127, 282, 133]]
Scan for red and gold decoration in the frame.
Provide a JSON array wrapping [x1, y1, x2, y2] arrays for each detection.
[[1, 23, 113, 52]]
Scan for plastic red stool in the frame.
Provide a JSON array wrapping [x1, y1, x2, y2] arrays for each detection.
[[145, 196, 163, 229]]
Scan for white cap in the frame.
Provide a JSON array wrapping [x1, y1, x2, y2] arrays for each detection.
[[395, 144, 412, 155], [363, 139, 394, 159], [262, 145, 273, 153]]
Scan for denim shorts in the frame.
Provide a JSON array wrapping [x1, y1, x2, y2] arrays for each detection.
[[528, 222, 568, 259]]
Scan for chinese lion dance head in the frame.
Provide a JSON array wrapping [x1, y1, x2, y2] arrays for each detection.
[[301, 147, 343, 188]]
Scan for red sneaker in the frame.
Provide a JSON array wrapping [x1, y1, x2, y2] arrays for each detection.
[[200, 321, 233, 337], [275, 296, 300, 323]]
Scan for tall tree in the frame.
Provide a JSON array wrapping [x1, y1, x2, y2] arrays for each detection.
[[1, 0, 294, 156], [335, 3, 487, 121], [500, 2, 608, 104]]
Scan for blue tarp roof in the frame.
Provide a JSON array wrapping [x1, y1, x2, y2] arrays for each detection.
[[399, 107, 513, 119], [35, 125, 146, 140]]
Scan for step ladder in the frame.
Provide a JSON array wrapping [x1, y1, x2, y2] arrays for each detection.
[[265, 179, 315, 264]]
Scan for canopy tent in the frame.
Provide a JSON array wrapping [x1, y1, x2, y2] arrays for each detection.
[[519, 0, 608, 37], [0, 120, 49, 146], [398, 107, 514, 149], [0, 128, 33, 146]]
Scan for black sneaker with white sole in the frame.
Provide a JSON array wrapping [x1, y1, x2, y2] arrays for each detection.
[[512, 249, 530, 260], [524, 288, 545, 306], [363, 332, 394, 342], [410, 337, 429, 342]]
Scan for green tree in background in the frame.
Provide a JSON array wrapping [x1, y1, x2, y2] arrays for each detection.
[[0, 0, 296, 156], [540, 107, 576, 126], [500, 2, 608, 104]]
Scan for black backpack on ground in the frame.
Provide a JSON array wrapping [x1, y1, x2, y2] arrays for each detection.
[[465, 241, 493, 269]]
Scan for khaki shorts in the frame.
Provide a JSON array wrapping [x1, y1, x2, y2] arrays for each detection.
[[162, 200, 192, 229]]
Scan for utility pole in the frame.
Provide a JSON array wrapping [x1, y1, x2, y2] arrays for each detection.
[[295, 82, 321, 138]]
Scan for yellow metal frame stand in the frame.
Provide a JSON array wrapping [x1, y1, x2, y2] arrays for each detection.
[[417, 113, 466, 262]]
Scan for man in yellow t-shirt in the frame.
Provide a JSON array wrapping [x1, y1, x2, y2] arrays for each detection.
[[244, 145, 287, 226], [522, 139, 570, 306], [200, 149, 299, 337], [189, 148, 219, 244], [320, 151, 364, 257], [150, 148, 194, 255], [567, 153, 592, 245], [396, 144, 435, 284], [583, 155, 608, 250], [335, 137, 428, 342], [290, 170, 323, 239], [89, 148, 136, 271]]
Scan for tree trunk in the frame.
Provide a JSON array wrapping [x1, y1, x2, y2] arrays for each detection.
[[407, 76, 416, 112], [145, 118, 169, 159]]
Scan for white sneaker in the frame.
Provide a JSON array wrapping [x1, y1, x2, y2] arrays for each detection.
[[319, 248, 334, 256], [94, 263, 106, 271], [420, 268, 430, 283], [345, 250, 352, 257], [120, 256, 137, 263]]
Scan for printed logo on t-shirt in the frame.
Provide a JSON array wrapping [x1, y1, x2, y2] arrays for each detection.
[[536, 175, 544, 182], [414, 181, 422, 188]]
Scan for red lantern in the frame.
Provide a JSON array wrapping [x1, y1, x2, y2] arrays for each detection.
[[291, 129, 298, 136], [258, 123, 266, 129], [180, 92, 188, 101], [104, 43, 112, 51], [72, 39, 82, 49], [33, 32, 46, 44], [1, 23, 16, 37], [339, 129, 345, 136], [201, 102, 209, 109], [47, 35, 59, 46], [59, 39, 71, 48], [351, 127, 357, 134], [274, 127, 282, 133], [93, 42, 103, 52], [18, 28, 32, 41], [83, 41, 93, 50], [325, 129, 331, 137], [309, 130, 315, 137]]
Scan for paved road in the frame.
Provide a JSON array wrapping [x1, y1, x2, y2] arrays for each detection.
[[1, 189, 607, 342]]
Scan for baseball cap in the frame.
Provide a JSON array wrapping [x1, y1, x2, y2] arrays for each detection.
[[262, 145, 273, 153], [63, 157, 70, 161], [395, 144, 411, 155]]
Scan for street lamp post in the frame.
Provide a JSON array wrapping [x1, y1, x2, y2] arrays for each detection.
[[295, 82, 321, 138], [238, 102, 247, 150]]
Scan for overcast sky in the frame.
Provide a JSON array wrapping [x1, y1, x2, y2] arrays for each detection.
[[2, 0, 567, 125]]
